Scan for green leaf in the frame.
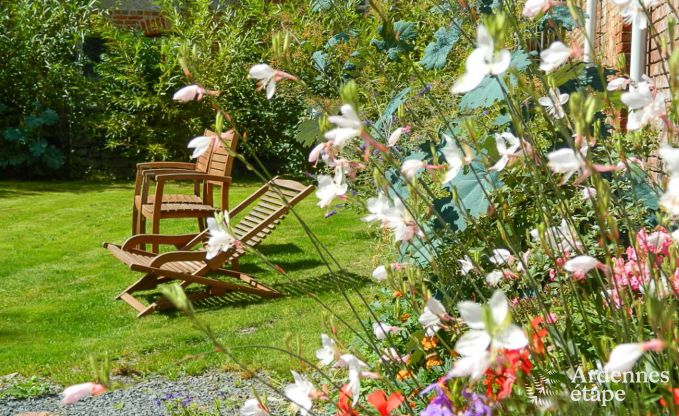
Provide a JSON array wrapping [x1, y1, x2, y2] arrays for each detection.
[[626, 163, 660, 211], [373, 87, 411, 132], [296, 118, 321, 147], [325, 32, 350, 49], [310, 0, 332, 12], [420, 23, 460, 70], [311, 50, 328, 72], [459, 50, 531, 111], [371, 20, 417, 61], [442, 160, 502, 229], [540, 5, 581, 30]]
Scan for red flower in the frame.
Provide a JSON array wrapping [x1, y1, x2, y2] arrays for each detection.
[[484, 349, 532, 400], [530, 316, 548, 354], [337, 384, 358, 416], [367, 389, 405, 416], [659, 387, 679, 415]]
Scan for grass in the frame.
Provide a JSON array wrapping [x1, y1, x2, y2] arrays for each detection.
[[0, 179, 376, 385]]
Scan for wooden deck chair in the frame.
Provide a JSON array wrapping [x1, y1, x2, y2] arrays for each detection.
[[104, 178, 314, 317], [132, 129, 239, 238]]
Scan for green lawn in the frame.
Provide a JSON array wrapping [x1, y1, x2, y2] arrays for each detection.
[[0, 180, 375, 385]]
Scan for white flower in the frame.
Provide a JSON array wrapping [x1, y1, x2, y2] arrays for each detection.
[[240, 398, 269, 416], [388, 127, 405, 146], [448, 351, 491, 379], [451, 25, 511, 94], [458, 255, 474, 275], [315, 174, 347, 208], [603, 343, 643, 373], [325, 104, 363, 149], [490, 132, 523, 171], [672, 229, 679, 242], [580, 186, 597, 201], [564, 256, 600, 279], [315, 334, 337, 366], [621, 81, 666, 130], [248, 64, 296, 99], [338, 354, 367, 405], [660, 176, 679, 216], [61, 382, 106, 405], [540, 41, 572, 73], [206, 214, 237, 260], [362, 192, 391, 223], [485, 270, 504, 286], [450, 291, 527, 380], [418, 297, 448, 336], [382, 198, 422, 242], [173, 85, 206, 102], [401, 159, 425, 179], [522, 0, 550, 18], [284, 371, 315, 415], [547, 148, 586, 183], [606, 77, 630, 91], [531, 219, 583, 253], [372, 265, 388, 282], [659, 144, 679, 176], [249, 64, 277, 99], [308, 143, 325, 164], [610, 0, 660, 30], [373, 322, 400, 340], [539, 88, 569, 119], [455, 290, 528, 357], [441, 134, 465, 183], [187, 136, 213, 159], [490, 248, 514, 266]]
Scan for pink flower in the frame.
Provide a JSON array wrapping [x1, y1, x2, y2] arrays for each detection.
[[173, 85, 206, 102], [61, 382, 106, 405], [546, 313, 558, 324]]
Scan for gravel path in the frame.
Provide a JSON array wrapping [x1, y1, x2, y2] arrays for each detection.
[[0, 372, 281, 416]]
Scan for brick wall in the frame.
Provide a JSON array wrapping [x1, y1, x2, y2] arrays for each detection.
[[101, 0, 169, 36]]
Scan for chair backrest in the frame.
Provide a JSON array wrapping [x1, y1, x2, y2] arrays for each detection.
[[205, 177, 314, 269], [201, 129, 239, 208]]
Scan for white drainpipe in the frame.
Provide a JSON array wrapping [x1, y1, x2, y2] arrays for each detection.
[[630, 20, 648, 81], [584, 0, 597, 64]]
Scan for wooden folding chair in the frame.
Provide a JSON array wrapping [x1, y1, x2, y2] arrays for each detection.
[[132, 130, 238, 238], [104, 178, 314, 317]]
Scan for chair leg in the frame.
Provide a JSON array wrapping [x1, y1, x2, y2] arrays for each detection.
[[132, 205, 139, 235], [152, 216, 160, 253], [231, 258, 240, 271], [138, 215, 147, 251], [197, 217, 206, 231]]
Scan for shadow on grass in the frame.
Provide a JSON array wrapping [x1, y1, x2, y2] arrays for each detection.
[[0, 181, 134, 199], [138, 271, 369, 317]]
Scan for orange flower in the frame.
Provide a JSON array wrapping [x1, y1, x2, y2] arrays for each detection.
[[397, 369, 412, 380], [421, 336, 438, 351], [425, 353, 443, 369], [393, 290, 403, 298], [399, 313, 410, 322]]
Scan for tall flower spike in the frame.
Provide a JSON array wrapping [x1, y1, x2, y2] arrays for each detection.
[[451, 25, 511, 94]]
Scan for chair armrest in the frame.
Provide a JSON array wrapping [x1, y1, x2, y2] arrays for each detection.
[[121, 233, 203, 251], [136, 162, 196, 170], [154, 173, 232, 185], [150, 250, 209, 267]]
